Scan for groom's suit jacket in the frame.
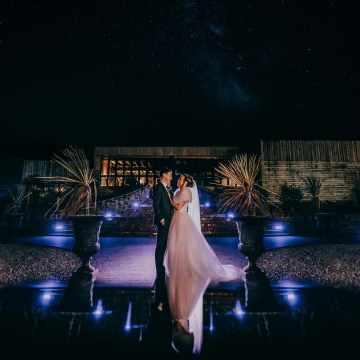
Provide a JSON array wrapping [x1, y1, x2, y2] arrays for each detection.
[[152, 182, 174, 225]]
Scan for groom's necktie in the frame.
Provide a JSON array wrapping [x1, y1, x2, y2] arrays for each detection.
[[166, 186, 172, 199]]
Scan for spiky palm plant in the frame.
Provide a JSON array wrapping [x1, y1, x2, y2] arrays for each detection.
[[214, 153, 279, 217], [39, 146, 97, 218], [280, 182, 304, 213], [303, 176, 323, 212], [2, 184, 29, 215]]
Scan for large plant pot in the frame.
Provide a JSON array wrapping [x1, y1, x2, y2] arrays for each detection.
[[244, 266, 281, 313], [234, 216, 270, 272], [5, 213, 24, 243], [57, 267, 97, 313], [69, 215, 105, 273]]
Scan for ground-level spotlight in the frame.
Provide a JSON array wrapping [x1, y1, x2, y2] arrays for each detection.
[[55, 223, 64, 230], [226, 212, 235, 219], [93, 300, 103, 316], [132, 201, 140, 209], [274, 223, 284, 231]]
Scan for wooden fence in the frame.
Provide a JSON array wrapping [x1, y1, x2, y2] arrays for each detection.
[[261, 140, 360, 204]]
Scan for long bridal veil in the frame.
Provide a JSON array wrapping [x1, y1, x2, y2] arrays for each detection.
[[187, 181, 204, 354], [167, 180, 243, 354], [187, 180, 244, 354], [188, 180, 201, 232]]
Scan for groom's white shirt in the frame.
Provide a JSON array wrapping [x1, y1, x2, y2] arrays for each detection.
[[160, 180, 169, 190]]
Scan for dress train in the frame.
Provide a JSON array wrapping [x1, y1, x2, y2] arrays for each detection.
[[164, 208, 244, 354]]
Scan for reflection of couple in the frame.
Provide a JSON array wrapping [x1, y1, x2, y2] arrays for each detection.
[[152, 167, 245, 354]]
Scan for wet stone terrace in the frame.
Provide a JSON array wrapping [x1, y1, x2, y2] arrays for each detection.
[[1, 234, 360, 358], [1, 284, 360, 359]]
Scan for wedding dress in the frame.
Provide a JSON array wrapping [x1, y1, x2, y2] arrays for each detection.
[[163, 182, 244, 354]]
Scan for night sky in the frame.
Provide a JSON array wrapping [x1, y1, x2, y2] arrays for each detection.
[[0, 0, 358, 158]]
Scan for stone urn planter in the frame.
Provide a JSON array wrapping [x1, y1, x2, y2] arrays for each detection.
[[244, 265, 281, 313], [57, 267, 97, 312], [35, 146, 104, 272], [214, 153, 279, 272], [234, 216, 270, 272], [69, 215, 105, 273]]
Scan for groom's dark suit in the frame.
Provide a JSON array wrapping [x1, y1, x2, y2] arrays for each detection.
[[152, 182, 174, 307]]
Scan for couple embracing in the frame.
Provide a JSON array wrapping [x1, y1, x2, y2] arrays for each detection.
[[152, 167, 244, 355]]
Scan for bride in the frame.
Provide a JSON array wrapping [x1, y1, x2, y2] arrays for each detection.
[[163, 173, 245, 354]]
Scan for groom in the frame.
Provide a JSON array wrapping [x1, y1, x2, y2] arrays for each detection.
[[152, 166, 174, 311]]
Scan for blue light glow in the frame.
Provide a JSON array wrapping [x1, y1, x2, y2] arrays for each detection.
[[287, 292, 295, 300], [234, 299, 245, 316], [209, 304, 214, 331], [285, 291, 298, 306], [93, 300, 103, 317], [274, 223, 283, 230], [125, 301, 132, 331], [227, 212, 235, 219], [55, 223, 64, 230], [40, 292, 53, 306]]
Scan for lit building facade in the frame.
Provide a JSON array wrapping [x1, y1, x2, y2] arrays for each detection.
[[94, 147, 242, 189]]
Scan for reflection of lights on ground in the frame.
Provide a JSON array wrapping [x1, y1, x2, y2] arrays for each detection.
[[287, 292, 295, 300], [285, 290, 298, 306], [234, 299, 245, 316], [40, 291, 54, 306], [41, 292, 52, 305], [209, 304, 214, 331], [276, 288, 300, 307], [93, 300, 103, 316], [130, 324, 146, 341], [274, 280, 306, 288], [125, 301, 132, 331]]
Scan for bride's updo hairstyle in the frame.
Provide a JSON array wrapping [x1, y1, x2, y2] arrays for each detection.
[[182, 174, 194, 188]]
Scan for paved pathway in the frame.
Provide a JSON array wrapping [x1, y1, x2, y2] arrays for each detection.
[[11, 234, 354, 288]]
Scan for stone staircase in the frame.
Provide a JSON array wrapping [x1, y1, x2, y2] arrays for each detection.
[[99, 206, 238, 237], [29, 185, 237, 237], [96, 184, 237, 237]]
